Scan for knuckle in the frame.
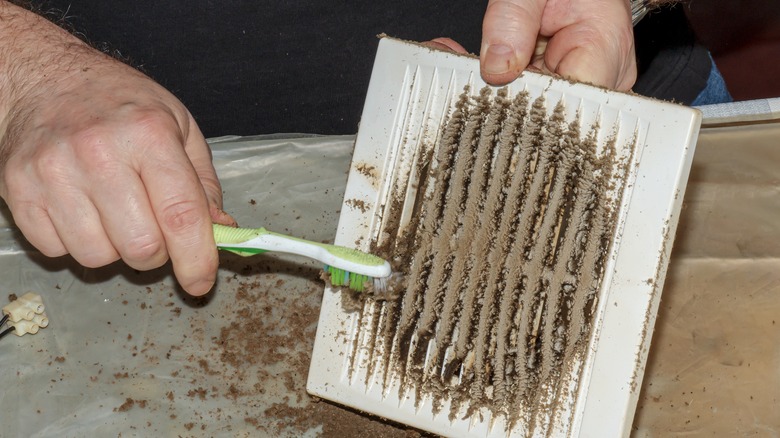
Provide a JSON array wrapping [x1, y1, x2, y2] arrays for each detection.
[[26, 129, 117, 186], [76, 248, 120, 269], [122, 233, 165, 264], [486, 0, 535, 29], [487, 0, 528, 16], [159, 198, 205, 235], [67, 106, 182, 168], [69, 128, 122, 169], [34, 237, 68, 258], [32, 146, 74, 186], [124, 105, 184, 142], [2, 166, 26, 198]]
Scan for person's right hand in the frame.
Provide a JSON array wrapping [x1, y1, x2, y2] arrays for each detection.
[[480, 0, 638, 90], [0, 2, 235, 296]]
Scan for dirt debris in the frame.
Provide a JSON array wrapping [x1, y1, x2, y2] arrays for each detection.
[[345, 85, 636, 434], [160, 270, 420, 437]]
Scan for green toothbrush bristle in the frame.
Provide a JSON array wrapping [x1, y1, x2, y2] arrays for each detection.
[[350, 272, 369, 292], [328, 266, 345, 286], [325, 266, 370, 292]]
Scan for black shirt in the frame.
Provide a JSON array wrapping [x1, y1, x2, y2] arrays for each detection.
[[33, 2, 708, 137], [36, 1, 485, 137]]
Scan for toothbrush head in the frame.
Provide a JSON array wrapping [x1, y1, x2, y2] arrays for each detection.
[[320, 244, 392, 293], [322, 265, 401, 295]]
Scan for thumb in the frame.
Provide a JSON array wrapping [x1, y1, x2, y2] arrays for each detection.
[[541, 17, 638, 91], [481, 0, 546, 85], [549, 42, 637, 91], [424, 37, 469, 55]]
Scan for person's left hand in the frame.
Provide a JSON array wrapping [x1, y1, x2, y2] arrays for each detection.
[[479, 0, 637, 90]]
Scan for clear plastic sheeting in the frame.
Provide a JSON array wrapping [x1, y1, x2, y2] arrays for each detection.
[[0, 125, 779, 437], [0, 135, 414, 437]]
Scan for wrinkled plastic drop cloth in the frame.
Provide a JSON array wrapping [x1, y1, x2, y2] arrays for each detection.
[[1, 125, 779, 437], [0, 135, 413, 438]]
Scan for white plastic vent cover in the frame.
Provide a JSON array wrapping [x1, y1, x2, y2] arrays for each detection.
[[308, 38, 701, 438]]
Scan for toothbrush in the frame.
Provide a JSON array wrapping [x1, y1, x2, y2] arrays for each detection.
[[212, 223, 391, 292]]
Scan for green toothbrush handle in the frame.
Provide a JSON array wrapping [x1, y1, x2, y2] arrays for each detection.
[[211, 223, 391, 278], [213, 224, 268, 256]]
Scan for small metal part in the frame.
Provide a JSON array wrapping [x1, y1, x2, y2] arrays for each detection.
[[631, 0, 650, 25], [0, 313, 13, 341]]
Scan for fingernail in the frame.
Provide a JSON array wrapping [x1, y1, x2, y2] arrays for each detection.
[[211, 206, 238, 227], [482, 44, 516, 75]]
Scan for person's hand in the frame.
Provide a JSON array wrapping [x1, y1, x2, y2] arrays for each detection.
[[0, 3, 234, 296], [480, 0, 637, 90]]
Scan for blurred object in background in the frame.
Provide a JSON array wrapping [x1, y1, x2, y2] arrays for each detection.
[[687, 0, 780, 101]]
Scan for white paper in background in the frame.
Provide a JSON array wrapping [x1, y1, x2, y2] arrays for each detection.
[[697, 97, 780, 125]]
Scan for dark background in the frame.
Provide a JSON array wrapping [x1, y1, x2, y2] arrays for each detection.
[[685, 0, 780, 102], [36, 1, 485, 137], [32, 1, 780, 137]]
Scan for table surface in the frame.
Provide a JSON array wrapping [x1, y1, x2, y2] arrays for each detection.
[[1, 126, 778, 437]]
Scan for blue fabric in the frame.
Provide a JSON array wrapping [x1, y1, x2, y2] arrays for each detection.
[[692, 56, 733, 106]]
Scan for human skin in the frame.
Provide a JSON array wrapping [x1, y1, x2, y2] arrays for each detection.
[[0, 0, 639, 298], [0, 1, 235, 296], [478, 0, 638, 90]]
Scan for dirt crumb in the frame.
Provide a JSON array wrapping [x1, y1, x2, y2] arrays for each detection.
[[261, 401, 421, 437], [114, 398, 135, 412]]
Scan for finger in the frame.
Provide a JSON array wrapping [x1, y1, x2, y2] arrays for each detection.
[[539, 15, 637, 90], [11, 201, 67, 257], [211, 206, 238, 227], [423, 37, 469, 55], [90, 166, 169, 271], [554, 44, 638, 91], [140, 127, 218, 297], [62, 125, 171, 271], [1, 162, 68, 256], [481, 0, 546, 85], [4, 160, 117, 265], [46, 190, 121, 268]]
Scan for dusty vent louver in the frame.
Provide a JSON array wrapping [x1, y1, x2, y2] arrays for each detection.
[[308, 38, 701, 438]]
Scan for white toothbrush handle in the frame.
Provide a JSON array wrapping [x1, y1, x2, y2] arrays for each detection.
[[223, 233, 391, 278]]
